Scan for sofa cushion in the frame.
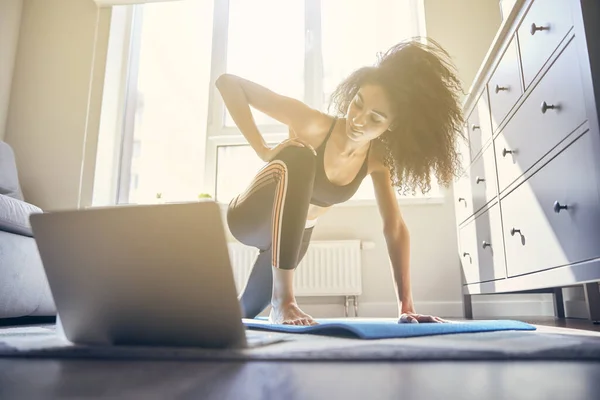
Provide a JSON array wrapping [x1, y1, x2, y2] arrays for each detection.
[[0, 141, 24, 201], [0, 194, 43, 237]]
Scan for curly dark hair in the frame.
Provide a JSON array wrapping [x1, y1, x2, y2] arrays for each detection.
[[328, 37, 466, 196]]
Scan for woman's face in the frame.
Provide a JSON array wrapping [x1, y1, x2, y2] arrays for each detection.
[[345, 84, 395, 143]]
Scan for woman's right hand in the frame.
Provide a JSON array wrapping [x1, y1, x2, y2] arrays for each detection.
[[259, 137, 317, 162]]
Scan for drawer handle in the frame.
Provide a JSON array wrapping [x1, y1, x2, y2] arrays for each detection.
[[541, 101, 558, 113], [482, 241, 491, 249], [553, 201, 569, 213], [462, 252, 472, 262], [475, 176, 485, 184], [458, 197, 466, 203], [530, 23, 550, 35], [510, 228, 521, 236], [495, 84, 509, 94], [471, 124, 481, 131], [502, 148, 514, 157]]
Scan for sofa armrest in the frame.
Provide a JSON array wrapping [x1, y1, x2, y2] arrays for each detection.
[[0, 194, 43, 237], [0, 141, 24, 201]]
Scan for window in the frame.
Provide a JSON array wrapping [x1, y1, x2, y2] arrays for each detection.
[[207, 0, 437, 205], [97, 0, 215, 205], [100, 0, 437, 207], [320, 0, 425, 111], [215, 145, 269, 203], [224, 0, 305, 127]]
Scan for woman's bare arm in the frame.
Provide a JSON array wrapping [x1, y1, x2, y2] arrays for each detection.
[[215, 74, 330, 159]]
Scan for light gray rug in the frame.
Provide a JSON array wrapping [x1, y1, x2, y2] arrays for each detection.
[[2, 324, 600, 361]]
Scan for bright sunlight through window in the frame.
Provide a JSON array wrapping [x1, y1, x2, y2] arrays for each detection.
[[100, 0, 440, 207]]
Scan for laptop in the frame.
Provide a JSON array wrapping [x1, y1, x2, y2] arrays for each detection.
[[29, 201, 283, 349]]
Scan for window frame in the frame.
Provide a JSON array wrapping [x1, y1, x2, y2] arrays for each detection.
[[204, 0, 322, 198], [112, 0, 441, 207], [114, 4, 144, 205], [204, 0, 441, 206]]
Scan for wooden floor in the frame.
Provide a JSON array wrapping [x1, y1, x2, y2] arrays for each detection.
[[1, 316, 599, 400], [485, 316, 600, 332], [1, 359, 599, 400]]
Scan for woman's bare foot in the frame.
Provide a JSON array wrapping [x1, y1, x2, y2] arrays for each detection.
[[269, 302, 317, 326], [269, 266, 317, 325]]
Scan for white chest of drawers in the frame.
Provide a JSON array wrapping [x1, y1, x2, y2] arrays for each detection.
[[454, 0, 600, 321]]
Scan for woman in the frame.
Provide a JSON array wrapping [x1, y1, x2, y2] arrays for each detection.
[[216, 38, 465, 326]]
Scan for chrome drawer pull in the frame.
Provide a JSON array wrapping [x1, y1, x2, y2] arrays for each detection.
[[502, 148, 514, 157], [510, 228, 526, 245], [471, 124, 481, 131], [458, 197, 466, 203], [475, 176, 485, 184], [462, 252, 472, 262], [495, 84, 509, 94], [530, 23, 550, 35], [482, 241, 491, 249], [553, 201, 569, 213], [541, 101, 558, 113]]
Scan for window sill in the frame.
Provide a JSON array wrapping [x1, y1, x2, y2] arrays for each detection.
[[335, 197, 446, 207], [216, 196, 445, 211]]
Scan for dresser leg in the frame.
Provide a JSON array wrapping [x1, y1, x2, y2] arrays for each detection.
[[553, 288, 565, 319], [463, 294, 473, 319], [584, 282, 600, 324]]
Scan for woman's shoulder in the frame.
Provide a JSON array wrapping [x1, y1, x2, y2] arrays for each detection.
[[367, 140, 388, 175], [292, 111, 339, 144]]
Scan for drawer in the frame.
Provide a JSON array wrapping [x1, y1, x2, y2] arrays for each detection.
[[466, 104, 481, 158], [458, 216, 479, 284], [494, 40, 586, 193], [501, 130, 600, 278], [454, 172, 474, 225], [467, 89, 493, 160], [454, 128, 474, 224], [488, 36, 522, 132], [470, 144, 498, 214], [459, 203, 506, 284], [476, 202, 507, 282], [517, 0, 574, 88]]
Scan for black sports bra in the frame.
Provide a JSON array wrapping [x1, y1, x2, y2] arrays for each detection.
[[310, 118, 371, 207]]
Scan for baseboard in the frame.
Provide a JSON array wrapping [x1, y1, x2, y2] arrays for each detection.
[[288, 299, 591, 319], [356, 301, 556, 319], [257, 299, 591, 319]]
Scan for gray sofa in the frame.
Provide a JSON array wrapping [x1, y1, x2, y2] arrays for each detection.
[[0, 140, 55, 319]]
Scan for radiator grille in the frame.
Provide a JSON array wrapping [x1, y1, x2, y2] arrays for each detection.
[[227, 240, 362, 296]]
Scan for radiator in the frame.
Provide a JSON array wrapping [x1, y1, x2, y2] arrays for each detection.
[[227, 240, 363, 297]]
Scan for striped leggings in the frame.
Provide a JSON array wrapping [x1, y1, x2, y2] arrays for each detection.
[[226, 146, 316, 318]]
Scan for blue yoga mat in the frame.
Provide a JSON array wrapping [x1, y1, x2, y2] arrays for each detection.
[[242, 318, 536, 339]]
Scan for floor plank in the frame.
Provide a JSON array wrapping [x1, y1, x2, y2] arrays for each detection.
[[1, 359, 599, 400]]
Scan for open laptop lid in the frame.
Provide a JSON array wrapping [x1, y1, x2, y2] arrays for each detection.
[[30, 201, 247, 348]]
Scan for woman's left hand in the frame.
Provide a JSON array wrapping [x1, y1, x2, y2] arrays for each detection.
[[398, 312, 448, 324]]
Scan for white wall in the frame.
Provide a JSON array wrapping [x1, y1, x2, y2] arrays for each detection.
[[4, 0, 111, 210], [302, 199, 466, 318], [424, 0, 502, 96], [0, 0, 23, 142], [4, 0, 581, 319]]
